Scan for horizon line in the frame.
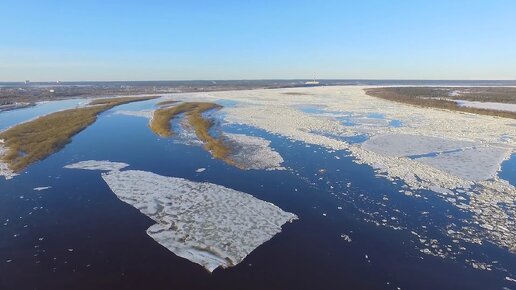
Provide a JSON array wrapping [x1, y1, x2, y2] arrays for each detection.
[[1, 78, 516, 84]]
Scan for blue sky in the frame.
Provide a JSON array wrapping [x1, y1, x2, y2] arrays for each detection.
[[1, 0, 515, 81]]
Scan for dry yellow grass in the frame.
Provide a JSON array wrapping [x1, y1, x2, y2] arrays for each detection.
[[150, 102, 221, 137], [150, 102, 234, 164], [365, 88, 516, 119], [0, 96, 157, 172], [156, 100, 179, 107]]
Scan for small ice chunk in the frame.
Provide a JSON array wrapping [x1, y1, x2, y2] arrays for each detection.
[[195, 168, 206, 173], [340, 234, 352, 242], [33, 186, 52, 191], [506, 276, 516, 283]]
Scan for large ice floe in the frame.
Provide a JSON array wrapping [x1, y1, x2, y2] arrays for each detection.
[[65, 160, 297, 272], [161, 86, 515, 257], [361, 134, 512, 181]]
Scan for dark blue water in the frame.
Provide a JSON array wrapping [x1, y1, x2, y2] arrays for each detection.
[[500, 153, 516, 186], [0, 103, 515, 290]]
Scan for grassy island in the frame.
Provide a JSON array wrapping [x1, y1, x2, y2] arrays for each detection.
[[0, 96, 157, 172], [150, 102, 234, 164]]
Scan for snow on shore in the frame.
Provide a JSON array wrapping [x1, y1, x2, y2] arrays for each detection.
[[455, 100, 516, 113], [0, 142, 16, 180]]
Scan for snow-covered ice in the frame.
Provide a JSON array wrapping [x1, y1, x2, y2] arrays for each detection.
[[33, 186, 52, 191], [64, 160, 129, 171], [65, 160, 297, 272], [225, 133, 285, 170], [455, 100, 516, 113], [416, 146, 512, 181], [362, 134, 475, 157]]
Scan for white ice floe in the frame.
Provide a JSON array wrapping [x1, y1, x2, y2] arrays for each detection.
[[340, 234, 352, 242], [506, 276, 516, 283], [64, 160, 129, 171], [225, 133, 285, 170], [65, 160, 297, 272], [195, 168, 206, 173], [416, 146, 512, 181], [33, 186, 52, 191], [455, 100, 516, 113], [362, 134, 475, 157]]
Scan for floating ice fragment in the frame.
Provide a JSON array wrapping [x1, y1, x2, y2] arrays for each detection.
[[224, 133, 285, 170], [195, 168, 206, 173], [33, 186, 52, 191], [362, 134, 475, 157], [506, 276, 516, 283], [417, 146, 511, 181], [65, 161, 297, 272], [64, 160, 129, 171], [340, 234, 352, 242]]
